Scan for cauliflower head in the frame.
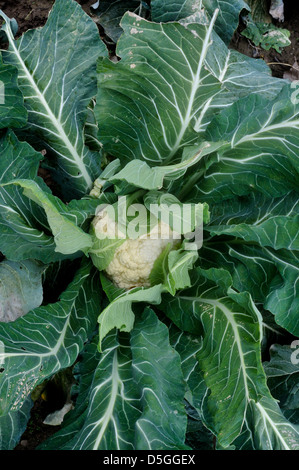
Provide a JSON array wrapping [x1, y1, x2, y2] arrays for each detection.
[[92, 212, 180, 289]]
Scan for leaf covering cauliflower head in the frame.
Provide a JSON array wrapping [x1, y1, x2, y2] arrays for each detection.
[[90, 209, 180, 290]]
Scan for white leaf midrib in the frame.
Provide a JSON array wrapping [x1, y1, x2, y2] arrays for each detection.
[[163, 9, 219, 161], [90, 350, 120, 450], [233, 118, 299, 148], [181, 294, 253, 402], [202, 297, 251, 400]]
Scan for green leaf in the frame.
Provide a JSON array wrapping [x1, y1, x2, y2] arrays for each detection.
[[151, 0, 204, 23], [0, 397, 33, 450], [151, 1, 284, 103], [203, 0, 248, 44], [151, 0, 249, 45], [174, 267, 269, 447], [242, 19, 291, 53], [91, 0, 148, 42], [0, 131, 66, 263], [159, 292, 203, 335], [39, 309, 188, 450], [131, 308, 188, 449], [2, 179, 93, 256], [108, 143, 217, 192], [97, 283, 164, 350], [201, 242, 299, 337], [0, 260, 44, 323], [205, 30, 286, 104], [0, 261, 101, 415], [149, 243, 173, 287], [0, 61, 27, 129], [264, 344, 299, 416], [89, 218, 126, 272], [52, 332, 141, 450], [96, 10, 285, 173], [234, 396, 299, 450], [166, 249, 199, 295], [169, 324, 206, 411], [96, 11, 221, 165], [143, 190, 209, 234], [0, 0, 108, 199], [208, 206, 299, 252], [84, 101, 103, 153], [203, 0, 249, 44], [208, 190, 299, 231], [0, 132, 99, 262]]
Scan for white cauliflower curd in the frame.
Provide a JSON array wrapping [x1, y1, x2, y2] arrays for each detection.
[[92, 211, 180, 289]]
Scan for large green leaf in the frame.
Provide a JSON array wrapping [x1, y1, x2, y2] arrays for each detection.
[[108, 143, 219, 192], [208, 190, 299, 230], [0, 131, 99, 263], [0, 131, 62, 263], [208, 197, 299, 252], [0, 260, 44, 323], [39, 309, 188, 450], [131, 308, 188, 449], [159, 292, 203, 335], [38, 337, 102, 450], [0, 61, 27, 129], [58, 332, 141, 450], [151, 1, 284, 104], [171, 267, 270, 447], [204, 30, 286, 105], [96, 11, 221, 165], [96, 10, 285, 172], [0, 0, 107, 199], [2, 179, 93, 256], [0, 261, 101, 415], [39, 333, 139, 450]]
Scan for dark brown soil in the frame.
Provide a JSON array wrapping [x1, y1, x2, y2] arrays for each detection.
[[14, 398, 62, 451], [0, 0, 95, 35], [14, 369, 74, 450]]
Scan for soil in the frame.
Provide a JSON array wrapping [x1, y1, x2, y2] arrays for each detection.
[[0, 0, 298, 452], [0, 0, 95, 35], [14, 398, 62, 451]]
